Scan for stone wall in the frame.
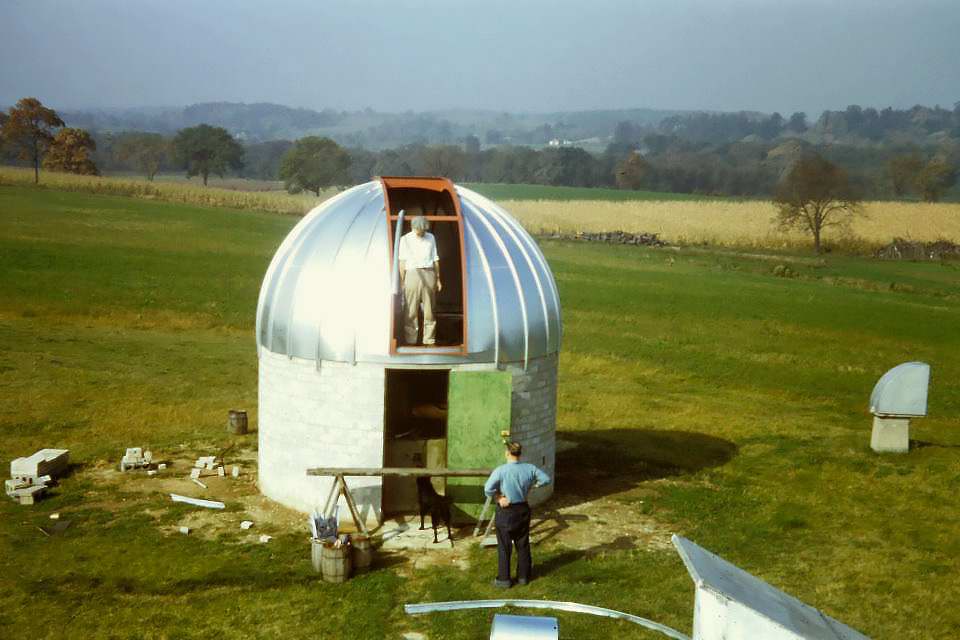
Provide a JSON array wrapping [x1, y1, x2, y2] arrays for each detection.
[[258, 349, 385, 524]]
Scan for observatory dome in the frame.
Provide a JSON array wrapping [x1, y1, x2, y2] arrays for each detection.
[[256, 178, 561, 367], [256, 177, 561, 519]]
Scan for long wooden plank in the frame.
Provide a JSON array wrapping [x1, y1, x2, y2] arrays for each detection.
[[306, 467, 493, 477]]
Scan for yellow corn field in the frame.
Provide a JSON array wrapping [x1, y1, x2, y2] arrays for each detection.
[[3, 166, 958, 249], [503, 198, 960, 249]]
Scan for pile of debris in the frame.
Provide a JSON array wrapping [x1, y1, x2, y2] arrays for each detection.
[[6, 448, 69, 505], [120, 447, 153, 472], [541, 231, 668, 247], [876, 238, 960, 261], [189, 453, 241, 489]]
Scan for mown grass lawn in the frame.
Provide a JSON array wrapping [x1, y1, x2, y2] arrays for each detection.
[[1, 185, 959, 639]]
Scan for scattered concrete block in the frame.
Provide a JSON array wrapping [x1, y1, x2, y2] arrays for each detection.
[[12, 485, 45, 505], [179, 526, 191, 535], [120, 447, 151, 471], [194, 456, 217, 469], [5, 478, 29, 493], [191, 478, 208, 489], [6, 474, 54, 505], [170, 494, 224, 509], [240, 520, 254, 530], [49, 513, 60, 520], [11, 449, 69, 479], [217, 466, 225, 477], [259, 534, 272, 543], [147, 470, 157, 477], [231, 466, 240, 478], [158, 463, 167, 471], [190, 468, 202, 480], [871, 416, 910, 453]]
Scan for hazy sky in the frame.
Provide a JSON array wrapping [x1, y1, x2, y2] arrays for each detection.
[[2, 0, 958, 116]]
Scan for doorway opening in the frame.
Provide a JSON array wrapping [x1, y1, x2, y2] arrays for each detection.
[[383, 177, 467, 354], [382, 369, 449, 514]]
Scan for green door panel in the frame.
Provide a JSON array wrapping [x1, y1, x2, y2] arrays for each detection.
[[446, 370, 512, 523]]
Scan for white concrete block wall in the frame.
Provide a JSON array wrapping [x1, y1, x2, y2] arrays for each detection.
[[504, 353, 558, 506], [258, 349, 559, 520], [258, 349, 385, 525]]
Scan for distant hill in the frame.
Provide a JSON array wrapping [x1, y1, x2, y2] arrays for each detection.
[[57, 102, 685, 149]]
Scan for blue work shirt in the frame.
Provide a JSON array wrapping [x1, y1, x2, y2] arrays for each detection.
[[484, 461, 552, 504]]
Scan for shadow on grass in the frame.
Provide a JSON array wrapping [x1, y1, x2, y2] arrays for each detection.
[[912, 439, 960, 450], [535, 535, 639, 577], [555, 428, 738, 506]]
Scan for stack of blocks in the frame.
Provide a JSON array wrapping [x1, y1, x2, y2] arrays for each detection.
[[120, 447, 153, 471], [6, 449, 69, 505]]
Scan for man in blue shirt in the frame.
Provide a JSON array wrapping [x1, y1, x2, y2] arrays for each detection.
[[483, 441, 552, 588]]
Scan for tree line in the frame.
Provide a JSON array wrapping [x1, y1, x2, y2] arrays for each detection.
[[3, 97, 958, 202]]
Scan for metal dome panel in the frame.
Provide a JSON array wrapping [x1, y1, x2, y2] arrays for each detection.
[[256, 180, 561, 366]]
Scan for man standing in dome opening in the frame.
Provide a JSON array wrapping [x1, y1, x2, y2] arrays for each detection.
[[399, 215, 442, 345], [484, 441, 552, 588]]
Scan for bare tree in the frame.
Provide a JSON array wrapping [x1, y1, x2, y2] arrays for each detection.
[[774, 154, 862, 253]]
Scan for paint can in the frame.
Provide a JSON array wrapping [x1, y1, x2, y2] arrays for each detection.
[[227, 409, 248, 435]]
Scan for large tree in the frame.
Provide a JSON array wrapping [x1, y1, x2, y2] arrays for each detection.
[[886, 154, 923, 198], [787, 111, 808, 134], [415, 144, 466, 180], [1, 97, 64, 183], [774, 154, 862, 254], [42, 128, 99, 175], [279, 136, 351, 195], [615, 152, 652, 190], [114, 132, 170, 181], [915, 159, 957, 203], [172, 124, 244, 185]]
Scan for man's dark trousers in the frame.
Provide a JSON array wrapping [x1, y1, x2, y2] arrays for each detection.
[[495, 502, 532, 582]]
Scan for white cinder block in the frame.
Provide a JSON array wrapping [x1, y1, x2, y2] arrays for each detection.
[[257, 350, 558, 517]]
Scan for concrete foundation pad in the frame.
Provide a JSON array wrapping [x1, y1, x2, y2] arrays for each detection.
[[871, 416, 910, 453], [376, 516, 455, 550]]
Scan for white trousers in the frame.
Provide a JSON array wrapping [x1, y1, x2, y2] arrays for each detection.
[[403, 268, 437, 345]]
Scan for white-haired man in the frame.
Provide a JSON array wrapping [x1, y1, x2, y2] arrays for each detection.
[[399, 215, 442, 345]]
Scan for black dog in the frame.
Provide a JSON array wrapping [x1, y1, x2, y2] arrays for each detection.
[[416, 476, 453, 544]]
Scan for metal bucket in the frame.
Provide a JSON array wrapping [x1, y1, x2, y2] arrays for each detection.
[[227, 409, 248, 435]]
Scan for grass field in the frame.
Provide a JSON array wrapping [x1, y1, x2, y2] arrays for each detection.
[[2, 185, 960, 639]]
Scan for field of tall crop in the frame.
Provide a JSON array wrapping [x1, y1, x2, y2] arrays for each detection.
[[0, 166, 328, 215], [504, 198, 960, 249], [4, 166, 959, 251]]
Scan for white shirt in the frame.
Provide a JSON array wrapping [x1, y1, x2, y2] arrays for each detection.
[[399, 231, 439, 269]]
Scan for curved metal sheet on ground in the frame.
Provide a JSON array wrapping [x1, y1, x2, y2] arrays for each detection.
[[256, 181, 562, 364]]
